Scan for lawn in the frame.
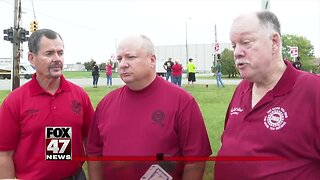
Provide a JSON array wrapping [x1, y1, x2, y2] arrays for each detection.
[[61, 70, 240, 81], [62, 71, 120, 79], [0, 84, 236, 179]]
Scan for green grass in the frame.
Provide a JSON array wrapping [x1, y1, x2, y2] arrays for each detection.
[[0, 90, 10, 103], [196, 74, 241, 80], [61, 71, 239, 81], [0, 84, 236, 179], [183, 84, 235, 179], [185, 85, 236, 154], [62, 71, 92, 79], [62, 71, 120, 79]]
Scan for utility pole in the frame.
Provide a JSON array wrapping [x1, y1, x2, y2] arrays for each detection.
[[3, 0, 29, 91], [185, 18, 191, 69], [12, 0, 21, 90], [114, 38, 118, 72], [213, 24, 217, 67], [185, 21, 188, 68]]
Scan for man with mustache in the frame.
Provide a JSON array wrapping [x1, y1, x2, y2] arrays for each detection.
[[215, 11, 320, 179], [0, 29, 94, 179], [87, 34, 212, 180]]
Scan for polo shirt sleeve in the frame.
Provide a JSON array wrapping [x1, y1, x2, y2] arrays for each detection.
[[178, 98, 212, 157], [0, 98, 20, 151], [86, 105, 103, 157], [317, 131, 320, 153], [316, 99, 320, 153], [81, 93, 94, 138]]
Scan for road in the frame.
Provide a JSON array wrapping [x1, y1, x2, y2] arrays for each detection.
[[0, 77, 242, 91]]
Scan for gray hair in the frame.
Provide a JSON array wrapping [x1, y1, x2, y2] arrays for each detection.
[[28, 29, 64, 54], [139, 34, 155, 55], [256, 11, 281, 36]]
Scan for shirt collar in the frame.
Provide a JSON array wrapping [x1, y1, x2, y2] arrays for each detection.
[[272, 60, 299, 96], [29, 74, 71, 96], [241, 60, 299, 96]]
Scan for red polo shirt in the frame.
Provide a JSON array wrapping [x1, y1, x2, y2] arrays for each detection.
[[0, 74, 94, 179], [215, 61, 320, 179], [87, 76, 212, 179]]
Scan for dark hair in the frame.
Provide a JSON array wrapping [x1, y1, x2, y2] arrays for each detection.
[[189, 58, 193, 62], [28, 29, 63, 54], [256, 11, 281, 36]]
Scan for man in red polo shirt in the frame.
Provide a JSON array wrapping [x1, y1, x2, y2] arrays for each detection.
[[0, 29, 94, 179], [87, 35, 212, 180], [214, 11, 320, 179]]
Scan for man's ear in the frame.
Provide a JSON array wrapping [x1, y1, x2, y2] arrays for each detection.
[[150, 54, 156, 68], [28, 52, 35, 66], [272, 33, 281, 52]]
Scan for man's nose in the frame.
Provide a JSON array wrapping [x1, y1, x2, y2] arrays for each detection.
[[52, 53, 62, 62], [119, 60, 129, 68], [233, 45, 245, 59]]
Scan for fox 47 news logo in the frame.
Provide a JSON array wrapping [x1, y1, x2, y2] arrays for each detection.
[[45, 127, 72, 160]]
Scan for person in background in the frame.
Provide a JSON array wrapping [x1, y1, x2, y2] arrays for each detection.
[[106, 60, 113, 87], [92, 61, 100, 88], [215, 10, 320, 179], [292, 56, 302, 70], [172, 59, 183, 87], [163, 57, 174, 82], [215, 59, 225, 88], [87, 34, 212, 180], [187, 58, 196, 87], [0, 29, 94, 180]]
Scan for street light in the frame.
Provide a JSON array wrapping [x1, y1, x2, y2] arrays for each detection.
[[185, 18, 191, 68], [214, 24, 217, 67], [114, 38, 118, 72]]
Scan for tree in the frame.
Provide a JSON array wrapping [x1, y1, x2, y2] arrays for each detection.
[[220, 49, 238, 78], [281, 34, 317, 72], [282, 34, 314, 59], [112, 60, 118, 70], [99, 62, 106, 71], [83, 59, 95, 71]]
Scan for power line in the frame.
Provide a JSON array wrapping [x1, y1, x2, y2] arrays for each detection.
[[31, 0, 36, 20], [0, 0, 96, 31]]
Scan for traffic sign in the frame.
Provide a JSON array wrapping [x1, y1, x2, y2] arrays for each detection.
[[214, 43, 220, 53], [111, 54, 115, 60], [290, 47, 298, 57]]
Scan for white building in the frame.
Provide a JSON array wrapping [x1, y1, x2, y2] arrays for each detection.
[[63, 64, 86, 71], [154, 43, 232, 73]]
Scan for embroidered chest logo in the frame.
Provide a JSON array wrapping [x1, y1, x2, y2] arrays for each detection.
[[71, 100, 82, 116], [230, 107, 243, 115], [152, 110, 165, 127], [25, 109, 39, 116], [264, 107, 288, 130]]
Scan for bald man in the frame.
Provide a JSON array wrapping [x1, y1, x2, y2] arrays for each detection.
[[87, 35, 212, 180]]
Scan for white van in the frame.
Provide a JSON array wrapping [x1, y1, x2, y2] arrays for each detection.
[[0, 63, 35, 79]]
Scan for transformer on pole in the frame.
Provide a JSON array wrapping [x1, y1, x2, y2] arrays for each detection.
[[261, 0, 270, 10]]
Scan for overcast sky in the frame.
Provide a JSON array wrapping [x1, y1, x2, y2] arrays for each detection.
[[1, 0, 319, 64]]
